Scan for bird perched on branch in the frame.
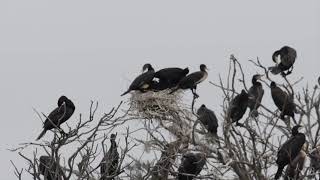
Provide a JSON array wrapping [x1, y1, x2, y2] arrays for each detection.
[[178, 152, 206, 180], [170, 64, 208, 98], [197, 104, 218, 136], [275, 125, 306, 179], [121, 63, 155, 96], [154, 67, 189, 89], [228, 89, 249, 126], [269, 46, 297, 76], [270, 81, 295, 121], [248, 74, 264, 117], [39, 156, 64, 180], [100, 134, 119, 180], [36, 96, 75, 140]]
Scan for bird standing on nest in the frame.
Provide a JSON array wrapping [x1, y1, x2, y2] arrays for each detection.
[[154, 67, 189, 90], [121, 63, 155, 96], [36, 96, 75, 140], [169, 64, 208, 98], [270, 81, 295, 121], [248, 74, 264, 117], [275, 125, 306, 179], [228, 89, 249, 126], [269, 46, 297, 76], [100, 134, 119, 180]]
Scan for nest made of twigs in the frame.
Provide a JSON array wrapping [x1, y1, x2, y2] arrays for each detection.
[[129, 90, 184, 120]]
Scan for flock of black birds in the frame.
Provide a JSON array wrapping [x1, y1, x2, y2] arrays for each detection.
[[35, 45, 310, 179]]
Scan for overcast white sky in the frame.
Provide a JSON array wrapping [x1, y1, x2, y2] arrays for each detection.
[[1, 0, 319, 179]]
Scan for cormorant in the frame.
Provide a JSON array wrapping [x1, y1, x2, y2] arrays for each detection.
[[36, 96, 75, 140], [248, 74, 264, 117], [275, 125, 306, 180], [284, 150, 306, 180], [228, 90, 249, 126], [170, 64, 208, 98], [269, 46, 297, 76], [270, 81, 295, 121], [100, 134, 119, 180], [178, 152, 206, 180], [197, 104, 218, 136], [151, 141, 180, 180], [121, 63, 155, 96], [39, 156, 64, 180], [154, 67, 189, 89]]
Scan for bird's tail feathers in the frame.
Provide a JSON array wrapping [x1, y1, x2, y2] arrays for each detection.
[[36, 129, 47, 140], [275, 166, 284, 180], [121, 89, 130, 96], [169, 87, 178, 94]]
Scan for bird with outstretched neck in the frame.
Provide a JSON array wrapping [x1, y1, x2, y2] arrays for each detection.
[[170, 64, 208, 98], [269, 46, 297, 76], [100, 134, 119, 180], [197, 104, 219, 136], [228, 89, 249, 126], [36, 96, 75, 140], [270, 81, 295, 121], [154, 67, 189, 89], [121, 63, 155, 96], [275, 125, 306, 179], [248, 74, 264, 117]]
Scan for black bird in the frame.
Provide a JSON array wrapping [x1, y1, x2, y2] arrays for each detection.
[[170, 64, 208, 98], [36, 96, 75, 140], [39, 156, 64, 180], [275, 125, 306, 179], [154, 67, 189, 89], [270, 81, 295, 121], [269, 46, 297, 76], [100, 134, 119, 180], [197, 104, 218, 136], [318, 76, 320, 86], [178, 152, 206, 180], [121, 63, 155, 96], [228, 90, 249, 126], [248, 74, 264, 117], [151, 141, 180, 180]]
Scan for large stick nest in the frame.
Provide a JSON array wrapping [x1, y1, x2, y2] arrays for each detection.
[[128, 90, 184, 120]]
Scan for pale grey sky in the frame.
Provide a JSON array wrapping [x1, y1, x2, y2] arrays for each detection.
[[1, 0, 319, 179]]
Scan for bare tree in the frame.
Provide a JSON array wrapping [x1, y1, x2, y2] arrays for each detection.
[[11, 55, 320, 180]]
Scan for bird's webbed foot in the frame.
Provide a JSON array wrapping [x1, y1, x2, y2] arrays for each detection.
[[193, 93, 199, 99], [281, 72, 287, 77], [59, 129, 68, 137]]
